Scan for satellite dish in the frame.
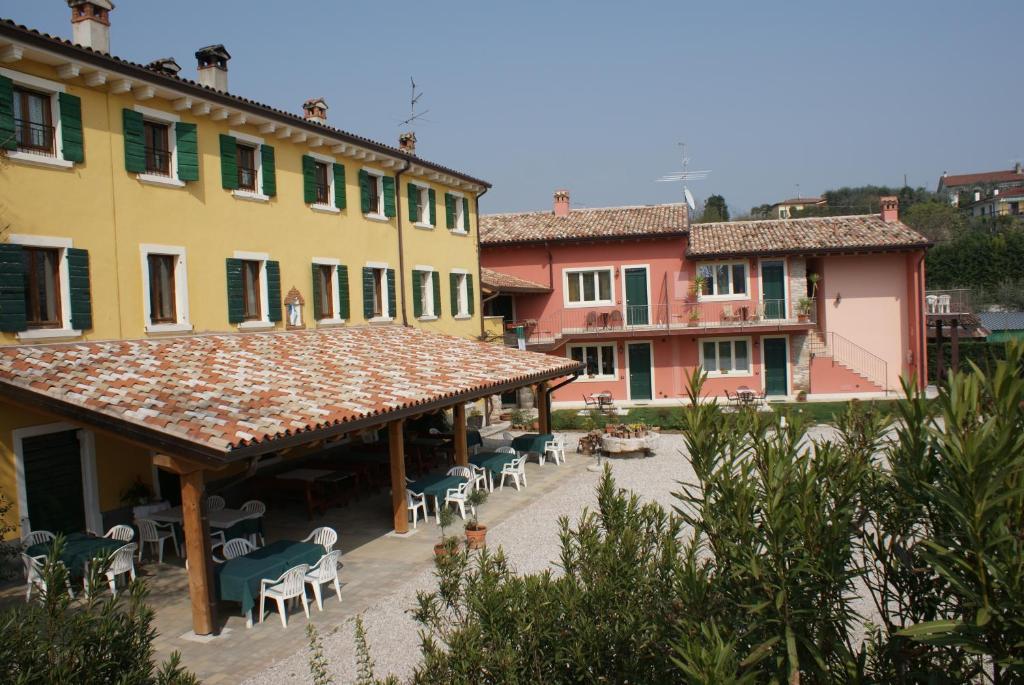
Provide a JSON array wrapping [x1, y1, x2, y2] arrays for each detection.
[[684, 187, 696, 212], [656, 142, 711, 211]]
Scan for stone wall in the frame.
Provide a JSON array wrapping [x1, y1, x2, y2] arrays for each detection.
[[790, 332, 810, 394], [788, 256, 807, 318]]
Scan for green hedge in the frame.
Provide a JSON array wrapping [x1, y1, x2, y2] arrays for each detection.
[[927, 340, 1006, 379]]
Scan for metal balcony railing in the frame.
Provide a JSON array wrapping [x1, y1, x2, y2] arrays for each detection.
[[14, 118, 55, 155], [925, 289, 972, 315]]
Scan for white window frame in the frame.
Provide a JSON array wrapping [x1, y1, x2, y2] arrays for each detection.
[[308, 152, 339, 214], [415, 265, 437, 320], [567, 342, 618, 382], [449, 190, 467, 234], [697, 260, 750, 301], [234, 250, 273, 329], [362, 167, 387, 220], [563, 266, 615, 308], [9, 233, 80, 340], [313, 257, 345, 325], [698, 336, 754, 377], [140, 243, 191, 333], [0, 67, 74, 170], [451, 268, 471, 319], [230, 130, 269, 203], [413, 183, 433, 229], [133, 104, 185, 188], [366, 260, 393, 321]]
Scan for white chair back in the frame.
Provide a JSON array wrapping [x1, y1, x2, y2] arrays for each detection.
[[447, 466, 472, 480], [309, 550, 341, 582], [22, 530, 55, 548], [104, 524, 135, 542], [496, 446, 516, 455], [515, 456, 527, 474], [109, 544, 137, 575], [405, 489, 420, 507], [222, 537, 255, 560], [306, 526, 338, 552], [22, 553, 44, 582], [135, 518, 160, 542], [207, 495, 226, 511], [428, 427, 441, 435], [277, 564, 309, 597], [240, 499, 266, 515]]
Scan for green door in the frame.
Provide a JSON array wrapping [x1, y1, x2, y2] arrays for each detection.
[[763, 337, 788, 396], [761, 261, 786, 320], [22, 430, 86, 534], [627, 342, 653, 400], [624, 268, 649, 326]]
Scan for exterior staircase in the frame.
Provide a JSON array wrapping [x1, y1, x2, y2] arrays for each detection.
[[807, 329, 888, 393]]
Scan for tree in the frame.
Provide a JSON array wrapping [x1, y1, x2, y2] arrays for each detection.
[[901, 200, 965, 243], [699, 194, 730, 223]]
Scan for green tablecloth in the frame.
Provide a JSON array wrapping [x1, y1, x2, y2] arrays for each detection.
[[408, 475, 466, 502], [214, 540, 324, 616], [469, 452, 516, 476], [25, 532, 125, 577], [511, 433, 554, 454]]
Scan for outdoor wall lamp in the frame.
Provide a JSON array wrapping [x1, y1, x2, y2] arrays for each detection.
[[834, 292, 842, 306]]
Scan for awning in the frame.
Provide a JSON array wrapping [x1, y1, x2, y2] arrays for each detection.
[[480, 267, 551, 294]]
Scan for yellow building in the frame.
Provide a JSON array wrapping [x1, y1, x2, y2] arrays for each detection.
[[0, 6, 498, 540]]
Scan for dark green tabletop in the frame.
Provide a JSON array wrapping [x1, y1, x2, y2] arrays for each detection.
[[479, 454, 517, 476], [408, 474, 466, 501], [469, 451, 504, 466], [26, 532, 125, 577], [214, 540, 324, 616], [511, 433, 554, 454]]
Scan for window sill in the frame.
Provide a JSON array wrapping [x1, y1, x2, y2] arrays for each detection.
[[7, 151, 74, 170], [17, 327, 82, 341], [698, 295, 749, 302], [146, 322, 193, 334], [705, 371, 754, 378], [232, 190, 271, 203], [414, 222, 434, 230], [450, 229, 469, 236], [137, 173, 186, 188], [418, 315, 438, 322], [454, 314, 472, 320], [364, 213, 391, 223], [564, 302, 616, 309], [576, 375, 618, 383], [238, 320, 275, 330], [316, 318, 347, 327], [368, 316, 395, 324], [310, 204, 341, 215]]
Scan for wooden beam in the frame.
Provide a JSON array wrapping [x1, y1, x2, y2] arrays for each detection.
[[935, 320, 945, 382], [152, 452, 210, 475], [950, 320, 960, 376], [453, 403, 468, 467], [177, 463, 216, 635], [536, 382, 549, 434], [388, 420, 408, 534]]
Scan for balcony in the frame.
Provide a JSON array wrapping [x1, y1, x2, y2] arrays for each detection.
[[925, 289, 971, 315], [508, 299, 816, 346]]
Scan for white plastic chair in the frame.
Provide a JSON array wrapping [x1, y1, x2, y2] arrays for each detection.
[[240, 499, 267, 546], [926, 294, 938, 313], [406, 489, 427, 529], [496, 445, 516, 455], [104, 524, 135, 542], [259, 564, 310, 629], [471, 464, 490, 493], [102, 543, 138, 598], [213, 537, 255, 563], [544, 438, 566, 466], [447, 465, 473, 480], [938, 294, 951, 313], [21, 530, 55, 548], [499, 456, 528, 491], [207, 495, 226, 511], [302, 526, 338, 553], [22, 553, 75, 601], [304, 550, 342, 611], [444, 480, 474, 520], [135, 518, 177, 563]]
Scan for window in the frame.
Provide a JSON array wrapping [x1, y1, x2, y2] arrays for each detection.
[[143, 121, 170, 176], [22, 247, 61, 328], [13, 87, 54, 154], [313, 161, 330, 205], [316, 264, 334, 319], [416, 186, 430, 225], [420, 271, 434, 317], [569, 344, 616, 379], [366, 174, 382, 215], [454, 272, 469, 317], [700, 338, 751, 375], [371, 268, 385, 317], [147, 254, 176, 324], [697, 262, 747, 298], [241, 259, 262, 320], [237, 144, 257, 191], [453, 196, 465, 231], [565, 268, 613, 306]]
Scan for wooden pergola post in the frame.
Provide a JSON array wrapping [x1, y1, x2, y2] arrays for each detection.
[[950, 319, 960, 376], [536, 382, 549, 434], [935, 320, 945, 382], [388, 419, 408, 534], [453, 403, 468, 467]]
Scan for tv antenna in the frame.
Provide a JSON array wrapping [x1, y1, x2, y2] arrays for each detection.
[[656, 142, 711, 212], [398, 77, 430, 127]]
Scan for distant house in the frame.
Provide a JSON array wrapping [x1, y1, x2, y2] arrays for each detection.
[[979, 312, 1024, 343], [960, 185, 1024, 219], [769, 197, 826, 218], [937, 164, 1024, 206]]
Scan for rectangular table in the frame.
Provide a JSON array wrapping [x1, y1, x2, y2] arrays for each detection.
[[275, 468, 353, 519], [407, 474, 467, 522], [214, 539, 325, 627], [511, 433, 554, 456], [149, 506, 257, 549], [26, 532, 125, 581]]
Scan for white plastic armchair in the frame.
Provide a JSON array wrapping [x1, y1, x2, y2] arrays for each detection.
[[135, 518, 177, 563], [446, 466, 473, 481], [102, 543, 138, 598], [104, 524, 135, 542], [213, 537, 255, 563], [21, 530, 55, 548], [304, 550, 342, 611], [496, 445, 516, 455], [22, 553, 75, 601], [303, 526, 338, 553], [499, 456, 527, 491], [259, 564, 310, 628], [543, 437, 566, 466], [240, 499, 267, 546], [207, 495, 226, 511], [406, 489, 427, 529], [471, 464, 490, 493], [444, 480, 474, 520]]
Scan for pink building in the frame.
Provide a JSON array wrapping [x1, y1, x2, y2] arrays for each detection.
[[480, 192, 929, 406]]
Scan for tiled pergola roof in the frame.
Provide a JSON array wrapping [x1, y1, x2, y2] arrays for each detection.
[[480, 268, 551, 293]]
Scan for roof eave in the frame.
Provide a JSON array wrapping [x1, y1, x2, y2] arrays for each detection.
[[686, 242, 932, 260], [480, 230, 690, 249]]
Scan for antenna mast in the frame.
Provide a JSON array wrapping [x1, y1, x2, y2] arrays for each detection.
[[399, 77, 429, 128], [656, 142, 711, 213]]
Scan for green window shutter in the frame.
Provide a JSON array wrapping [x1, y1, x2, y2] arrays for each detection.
[[428, 188, 437, 226], [219, 134, 238, 189], [336, 265, 350, 319], [225, 258, 244, 323], [411, 269, 423, 318], [466, 274, 475, 316], [431, 272, 441, 318], [0, 244, 26, 332], [382, 176, 396, 218], [0, 75, 15, 151], [66, 248, 92, 330], [302, 155, 317, 204], [445, 193, 455, 229], [333, 163, 346, 210], [122, 109, 146, 173], [362, 267, 375, 319], [449, 272, 459, 315], [58, 92, 84, 163], [261, 145, 276, 197], [311, 262, 322, 320], [175, 122, 199, 181], [359, 170, 371, 214], [266, 260, 282, 322], [386, 269, 396, 316], [407, 183, 419, 222], [462, 197, 471, 233]]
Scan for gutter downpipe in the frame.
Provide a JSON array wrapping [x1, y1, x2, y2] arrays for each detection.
[[475, 186, 490, 337], [394, 160, 412, 326]]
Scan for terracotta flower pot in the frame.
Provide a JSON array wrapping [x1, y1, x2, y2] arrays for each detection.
[[434, 542, 450, 557], [465, 525, 487, 550]]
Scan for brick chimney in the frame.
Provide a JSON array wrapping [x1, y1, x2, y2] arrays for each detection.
[[880, 195, 899, 223], [399, 131, 417, 155], [554, 189, 570, 217], [195, 44, 230, 92], [302, 97, 328, 125], [67, 0, 114, 53]]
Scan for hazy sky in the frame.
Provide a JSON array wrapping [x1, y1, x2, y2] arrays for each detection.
[[5, 0, 1023, 215]]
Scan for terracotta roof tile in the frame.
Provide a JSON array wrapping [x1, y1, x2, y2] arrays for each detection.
[[687, 215, 930, 258], [480, 268, 551, 293], [939, 169, 1024, 188], [0, 327, 579, 460], [480, 204, 689, 246]]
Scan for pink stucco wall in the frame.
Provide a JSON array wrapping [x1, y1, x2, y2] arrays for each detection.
[[809, 356, 884, 394]]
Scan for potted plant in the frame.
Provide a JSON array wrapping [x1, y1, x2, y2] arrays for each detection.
[[808, 272, 821, 299], [797, 297, 814, 322], [434, 506, 457, 557], [796, 389, 808, 403], [464, 488, 489, 550], [691, 273, 707, 300], [120, 477, 152, 507], [687, 309, 701, 327], [467, 405, 484, 430]]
